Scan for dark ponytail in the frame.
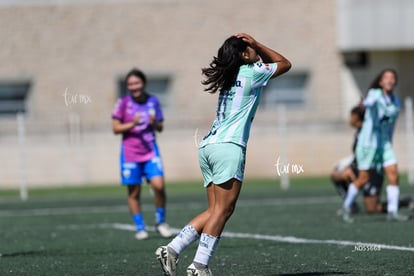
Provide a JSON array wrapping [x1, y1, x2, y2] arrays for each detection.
[[202, 36, 248, 94]]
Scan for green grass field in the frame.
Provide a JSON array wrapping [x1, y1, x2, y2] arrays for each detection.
[[1, 176, 414, 275]]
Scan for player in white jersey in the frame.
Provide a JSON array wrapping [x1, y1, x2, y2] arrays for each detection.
[[332, 105, 412, 215], [342, 69, 409, 222], [156, 33, 291, 276]]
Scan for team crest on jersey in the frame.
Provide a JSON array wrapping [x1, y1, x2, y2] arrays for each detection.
[[122, 169, 131, 178]]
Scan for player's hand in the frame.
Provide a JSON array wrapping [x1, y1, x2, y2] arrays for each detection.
[[234, 33, 258, 49], [149, 114, 156, 125], [132, 113, 141, 125], [358, 97, 364, 109]]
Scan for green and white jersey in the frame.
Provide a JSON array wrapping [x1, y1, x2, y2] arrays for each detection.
[[357, 88, 400, 149], [200, 62, 277, 149]]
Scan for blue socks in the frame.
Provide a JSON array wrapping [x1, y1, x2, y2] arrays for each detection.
[[155, 207, 166, 225], [132, 208, 166, 232], [132, 213, 146, 232]]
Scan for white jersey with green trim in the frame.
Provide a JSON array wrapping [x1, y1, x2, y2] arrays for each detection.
[[358, 88, 400, 148], [200, 62, 277, 148]]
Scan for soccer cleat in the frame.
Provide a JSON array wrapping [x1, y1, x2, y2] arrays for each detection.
[[342, 208, 354, 223], [399, 195, 412, 208], [351, 202, 360, 214], [186, 263, 213, 276], [336, 203, 359, 216], [386, 212, 410, 222], [156, 223, 173, 238], [155, 246, 178, 276], [135, 230, 149, 240]]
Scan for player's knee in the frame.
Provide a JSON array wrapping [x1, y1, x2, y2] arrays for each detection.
[[153, 188, 166, 200], [128, 193, 140, 202], [385, 165, 399, 183], [205, 207, 214, 216], [362, 174, 369, 183], [358, 174, 370, 186], [150, 178, 165, 190], [218, 204, 236, 219], [152, 184, 164, 193], [388, 172, 399, 184]]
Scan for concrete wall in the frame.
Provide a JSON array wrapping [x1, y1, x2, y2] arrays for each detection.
[[0, 0, 342, 132], [337, 0, 414, 50]]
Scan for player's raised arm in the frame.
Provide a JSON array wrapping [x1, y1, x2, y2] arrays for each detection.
[[235, 33, 291, 78], [362, 89, 379, 108]]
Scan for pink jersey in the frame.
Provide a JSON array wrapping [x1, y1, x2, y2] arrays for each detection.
[[112, 94, 164, 162]]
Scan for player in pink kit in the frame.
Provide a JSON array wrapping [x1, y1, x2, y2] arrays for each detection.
[[112, 68, 172, 240]]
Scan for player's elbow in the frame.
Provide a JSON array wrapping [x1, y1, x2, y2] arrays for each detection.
[[272, 60, 291, 78], [112, 126, 122, 135], [284, 59, 292, 70], [112, 119, 124, 134], [281, 60, 292, 74]]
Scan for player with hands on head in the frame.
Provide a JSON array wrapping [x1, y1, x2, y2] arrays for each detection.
[[156, 33, 291, 276]]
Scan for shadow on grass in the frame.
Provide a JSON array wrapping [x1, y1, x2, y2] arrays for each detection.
[[0, 250, 52, 258]]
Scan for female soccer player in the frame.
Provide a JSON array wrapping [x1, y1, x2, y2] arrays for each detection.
[[112, 68, 172, 240], [342, 69, 408, 222], [156, 33, 291, 276]]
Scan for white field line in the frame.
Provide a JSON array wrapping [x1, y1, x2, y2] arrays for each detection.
[[58, 222, 414, 253], [0, 196, 341, 217]]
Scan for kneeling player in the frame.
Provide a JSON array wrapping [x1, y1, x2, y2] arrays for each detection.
[[331, 156, 387, 214], [331, 106, 412, 214]]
